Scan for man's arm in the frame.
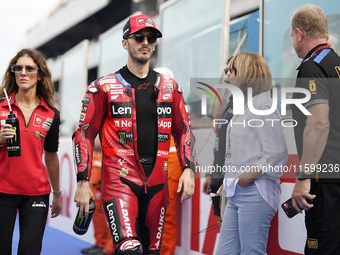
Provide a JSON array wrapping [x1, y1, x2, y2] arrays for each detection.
[[202, 175, 212, 195], [177, 168, 195, 202], [73, 80, 106, 216], [74, 180, 94, 217], [292, 103, 330, 212], [170, 79, 196, 201]]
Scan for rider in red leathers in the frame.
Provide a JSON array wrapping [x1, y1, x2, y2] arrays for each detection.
[[73, 14, 195, 255]]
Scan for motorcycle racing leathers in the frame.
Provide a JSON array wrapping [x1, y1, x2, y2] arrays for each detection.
[[73, 69, 195, 254]]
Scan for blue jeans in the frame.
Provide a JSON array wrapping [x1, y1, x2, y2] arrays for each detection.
[[216, 184, 276, 255]]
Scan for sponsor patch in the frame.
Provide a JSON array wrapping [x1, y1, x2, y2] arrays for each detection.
[[110, 84, 122, 89], [155, 207, 166, 249], [111, 90, 124, 95], [137, 83, 151, 90], [87, 82, 98, 94], [145, 18, 153, 27], [309, 80, 317, 95], [114, 120, 132, 128], [80, 113, 86, 121], [1, 111, 10, 117], [157, 102, 173, 118], [42, 118, 53, 131], [116, 73, 131, 88], [82, 104, 88, 113], [32, 201, 47, 208], [118, 159, 127, 165], [307, 238, 318, 249], [136, 17, 153, 27], [32, 114, 52, 131], [110, 102, 132, 119], [35, 131, 45, 139], [82, 97, 91, 105], [119, 168, 129, 176], [74, 142, 82, 165], [100, 78, 116, 85], [119, 199, 133, 239], [104, 199, 123, 244], [335, 66, 340, 78], [120, 240, 141, 251], [32, 113, 44, 127], [103, 85, 110, 92], [162, 94, 172, 100], [158, 120, 172, 129], [165, 85, 174, 93], [115, 149, 134, 156], [164, 161, 168, 171], [117, 131, 133, 146], [158, 133, 170, 142], [157, 150, 169, 158], [111, 95, 119, 100]]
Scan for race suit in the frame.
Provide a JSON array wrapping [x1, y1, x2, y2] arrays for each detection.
[[73, 71, 195, 253]]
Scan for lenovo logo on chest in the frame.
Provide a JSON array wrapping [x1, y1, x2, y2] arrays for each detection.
[[157, 102, 173, 118], [110, 102, 132, 119], [157, 107, 171, 115]]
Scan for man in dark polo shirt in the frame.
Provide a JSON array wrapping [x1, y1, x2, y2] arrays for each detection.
[[290, 4, 340, 254]]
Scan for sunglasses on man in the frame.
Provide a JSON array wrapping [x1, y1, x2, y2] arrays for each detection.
[[128, 33, 157, 44]]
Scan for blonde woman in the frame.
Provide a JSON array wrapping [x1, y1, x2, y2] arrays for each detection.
[[216, 52, 288, 254]]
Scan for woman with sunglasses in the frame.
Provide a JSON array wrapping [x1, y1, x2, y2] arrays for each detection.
[[0, 48, 61, 255], [215, 52, 288, 254]]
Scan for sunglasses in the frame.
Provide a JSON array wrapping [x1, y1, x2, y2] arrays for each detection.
[[128, 33, 157, 44], [11, 64, 39, 74]]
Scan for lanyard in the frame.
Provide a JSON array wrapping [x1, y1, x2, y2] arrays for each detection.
[[303, 44, 332, 63], [225, 121, 232, 164], [310, 44, 332, 58], [217, 104, 232, 133]]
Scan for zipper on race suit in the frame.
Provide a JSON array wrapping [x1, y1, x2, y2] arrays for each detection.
[[144, 179, 147, 194], [154, 86, 160, 171], [128, 88, 148, 194]]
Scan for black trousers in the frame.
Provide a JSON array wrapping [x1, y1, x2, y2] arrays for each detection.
[[0, 193, 49, 255], [305, 182, 340, 255]]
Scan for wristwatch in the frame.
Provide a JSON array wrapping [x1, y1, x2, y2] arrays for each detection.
[[296, 169, 314, 180], [52, 190, 62, 196]]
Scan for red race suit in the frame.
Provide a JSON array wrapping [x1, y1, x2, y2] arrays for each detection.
[[73, 72, 195, 253]]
